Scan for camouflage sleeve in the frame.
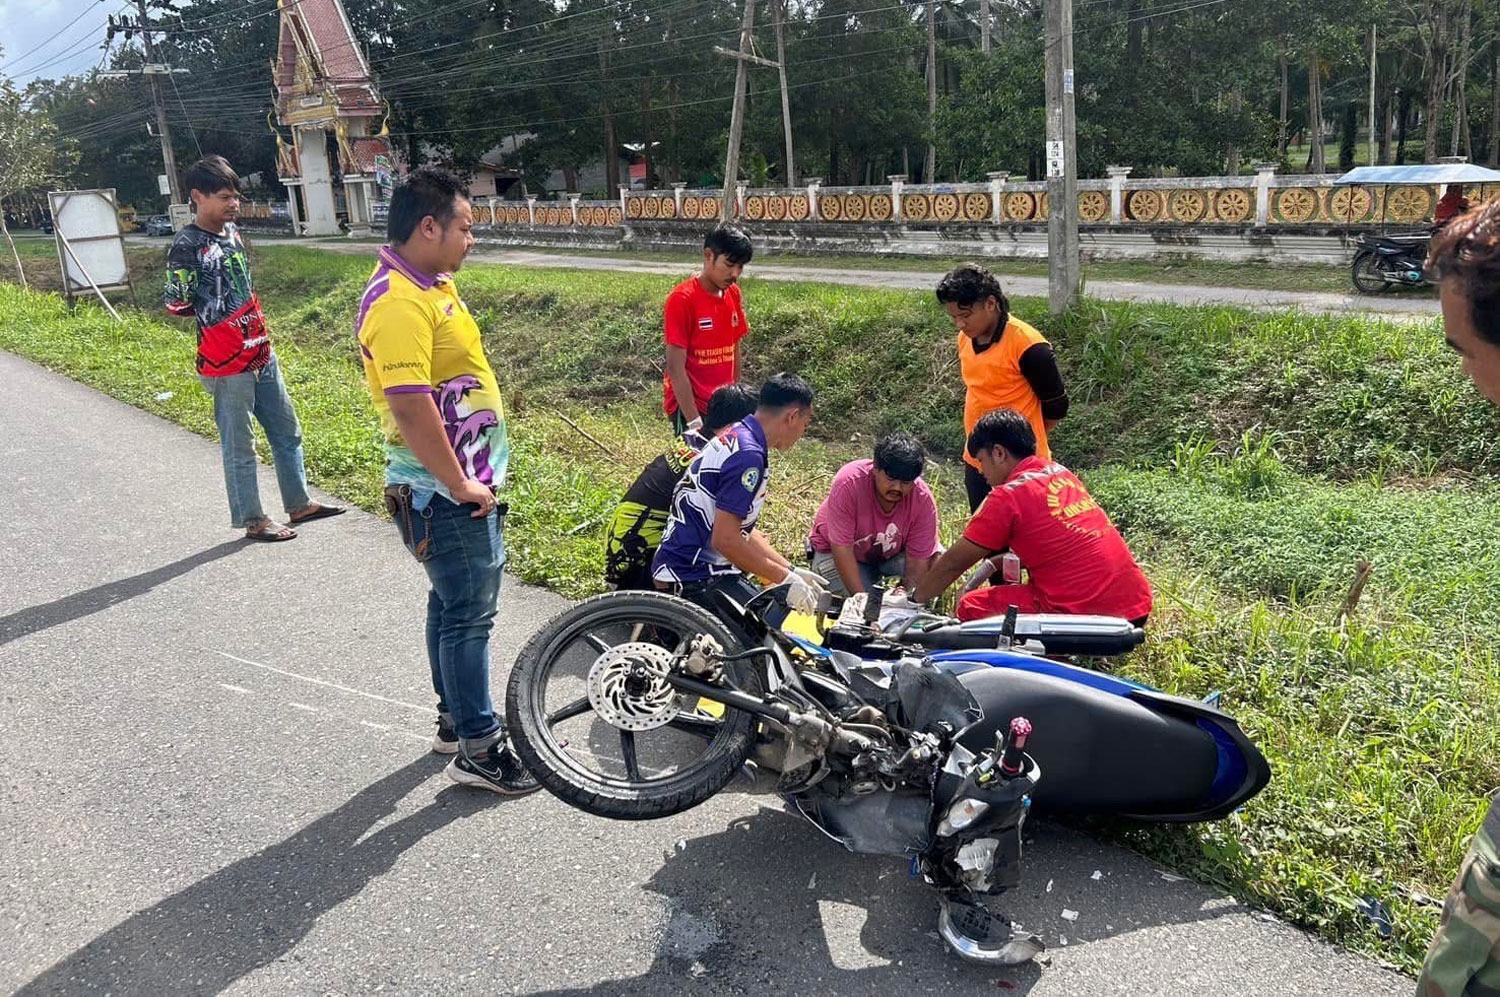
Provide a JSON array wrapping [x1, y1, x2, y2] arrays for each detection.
[[163, 233, 198, 316], [1417, 796, 1500, 997]]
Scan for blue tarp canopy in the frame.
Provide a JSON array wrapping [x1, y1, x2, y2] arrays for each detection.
[[1334, 164, 1500, 185]]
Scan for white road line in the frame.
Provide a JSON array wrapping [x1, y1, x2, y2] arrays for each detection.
[[287, 702, 319, 713], [219, 683, 253, 695], [210, 649, 431, 713]]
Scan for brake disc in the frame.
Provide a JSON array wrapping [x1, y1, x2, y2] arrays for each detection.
[[586, 641, 683, 732]]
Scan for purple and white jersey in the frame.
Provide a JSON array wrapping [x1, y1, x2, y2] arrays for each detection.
[[652, 415, 770, 583]]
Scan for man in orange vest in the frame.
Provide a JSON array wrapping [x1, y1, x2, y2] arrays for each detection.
[[937, 263, 1070, 512]]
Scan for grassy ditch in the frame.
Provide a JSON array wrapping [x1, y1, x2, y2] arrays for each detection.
[[1, 245, 1494, 974]]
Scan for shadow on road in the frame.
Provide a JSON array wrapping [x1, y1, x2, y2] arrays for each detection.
[[534, 807, 1247, 996], [14, 756, 492, 996], [0, 541, 246, 645]]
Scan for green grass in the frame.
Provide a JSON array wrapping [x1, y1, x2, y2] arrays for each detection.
[[1, 244, 1494, 975], [482, 241, 1364, 295]]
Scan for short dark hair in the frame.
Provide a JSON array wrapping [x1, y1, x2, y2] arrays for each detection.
[[705, 224, 753, 265], [389, 166, 469, 244], [873, 432, 925, 481], [936, 263, 1009, 323], [703, 382, 758, 433], [1429, 199, 1500, 346], [758, 372, 814, 411], [967, 408, 1037, 459], [183, 155, 240, 198]]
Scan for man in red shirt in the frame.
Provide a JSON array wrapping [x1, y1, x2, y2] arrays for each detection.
[[906, 408, 1152, 625], [663, 225, 753, 434]]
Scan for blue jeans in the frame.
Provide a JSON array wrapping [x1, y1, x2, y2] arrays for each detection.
[[199, 354, 311, 528], [414, 495, 506, 749]]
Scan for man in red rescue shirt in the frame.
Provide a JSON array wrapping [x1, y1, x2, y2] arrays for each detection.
[[905, 408, 1152, 625], [663, 225, 754, 434]]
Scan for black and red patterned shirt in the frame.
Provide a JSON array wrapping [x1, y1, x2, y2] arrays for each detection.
[[163, 222, 271, 376]]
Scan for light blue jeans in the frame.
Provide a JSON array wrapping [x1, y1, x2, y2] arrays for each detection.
[[199, 354, 311, 528], [810, 550, 909, 597]]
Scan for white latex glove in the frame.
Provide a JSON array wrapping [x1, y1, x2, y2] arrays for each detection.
[[791, 567, 829, 592], [781, 569, 820, 614], [685, 416, 704, 433], [962, 557, 999, 593]]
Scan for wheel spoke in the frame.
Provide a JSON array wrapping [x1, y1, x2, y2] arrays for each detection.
[[629, 622, 644, 642], [621, 730, 643, 781], [668, 712, 724, 740], [583, 631, 612, 654], [546, 696, 592, 725]]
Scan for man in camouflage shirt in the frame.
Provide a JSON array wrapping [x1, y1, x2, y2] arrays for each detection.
[[1417, 198, 1500, 997]]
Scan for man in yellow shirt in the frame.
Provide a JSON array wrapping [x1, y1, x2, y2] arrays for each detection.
[[937, 263, 1069, 512], [356, 167, 535, 796]]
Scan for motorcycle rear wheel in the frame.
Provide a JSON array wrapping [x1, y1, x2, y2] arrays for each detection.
[[505, 591, 763, 820], [1351, 250, 1392, 294]]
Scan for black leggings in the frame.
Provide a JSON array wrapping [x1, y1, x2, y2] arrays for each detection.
[[965, 463, 992, 513]]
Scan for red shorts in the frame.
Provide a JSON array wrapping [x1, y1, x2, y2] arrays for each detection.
[[956, 584, 1044, 621]]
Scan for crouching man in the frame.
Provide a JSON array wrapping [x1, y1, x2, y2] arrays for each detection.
[[904, 408, 1152, 625], [651, 374, 828, 619]]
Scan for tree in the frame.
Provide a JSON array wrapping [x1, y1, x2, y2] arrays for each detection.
[[0, 74, 73, 287]]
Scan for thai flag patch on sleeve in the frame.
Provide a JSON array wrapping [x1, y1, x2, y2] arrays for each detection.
[[698, 317, 714, 330]]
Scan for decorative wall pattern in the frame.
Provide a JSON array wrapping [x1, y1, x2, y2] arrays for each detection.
[[471, 180, 1500, 232]]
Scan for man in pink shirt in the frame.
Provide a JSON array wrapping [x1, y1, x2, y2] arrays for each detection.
[[807, 433, 941, 597]]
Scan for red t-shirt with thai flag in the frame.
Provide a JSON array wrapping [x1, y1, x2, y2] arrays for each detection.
[[962, 455, 1152, 619], [662, 276, 748, 417]]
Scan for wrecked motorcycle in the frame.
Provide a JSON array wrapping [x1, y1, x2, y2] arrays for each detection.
[[504, 585, 1270, 964]]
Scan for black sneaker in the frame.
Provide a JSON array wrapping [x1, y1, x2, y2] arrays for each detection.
[[432, 716, 459, 755], [445, 742, 541, 796]]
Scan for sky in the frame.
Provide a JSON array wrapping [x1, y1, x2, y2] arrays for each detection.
[[0, 0, 125, 85]]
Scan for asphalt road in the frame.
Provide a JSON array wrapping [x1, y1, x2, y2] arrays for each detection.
[[216, 234, 1441, 321], [0, 349, 1412, 996]]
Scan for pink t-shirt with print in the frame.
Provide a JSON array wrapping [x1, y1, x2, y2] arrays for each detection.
[[808, 459, 940, 563]]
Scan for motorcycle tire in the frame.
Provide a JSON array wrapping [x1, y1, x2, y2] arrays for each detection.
[[505, 591, 763, 821], [1351, 250, 1392, 294]]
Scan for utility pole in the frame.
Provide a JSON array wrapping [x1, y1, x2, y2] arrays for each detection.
[[773, 0, 795, 184], [981, 0, 991, 54], [103, 6, 185, 205], [1043, 0, 1079, 313], [925, 0, 937, 182], [135, 0, 182, 205], [1368, 24, 1378, 166], [718, 0, 758, 222]]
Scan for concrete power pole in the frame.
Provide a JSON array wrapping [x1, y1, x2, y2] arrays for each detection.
[[1368, 24, 1378, 166], [719, 0, 758, 222], [925, 0, 937, 182], [136, 0, 183, 205], [981, 0, 991, 54], [1043, 0, 1080, 313], [773, 0, 795, 184]]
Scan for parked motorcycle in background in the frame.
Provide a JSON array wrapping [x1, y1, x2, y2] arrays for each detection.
[[1350, 231, 1431, 293]]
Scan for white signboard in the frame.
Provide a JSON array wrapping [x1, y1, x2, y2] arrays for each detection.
[[157, 174, 171, 196], [1046, 140, 1066, 179], [48, 188, 131, 302]]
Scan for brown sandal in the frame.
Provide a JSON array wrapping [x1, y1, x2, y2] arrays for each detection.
[[289, 503, 346, 524], [245, 520, 298, 542]]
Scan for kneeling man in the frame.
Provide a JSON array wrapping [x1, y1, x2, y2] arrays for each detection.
[[908, 409, 1152, 624], [807, 432, 940, 597]]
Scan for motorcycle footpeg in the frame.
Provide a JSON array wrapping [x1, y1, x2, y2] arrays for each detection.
[[937, 895, 1046, 965]]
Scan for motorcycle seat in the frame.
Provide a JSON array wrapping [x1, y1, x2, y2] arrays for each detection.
[[902, 614, 1145, 657], [1363, 233, 1429, 247], [954, 667, 1220, 816]]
